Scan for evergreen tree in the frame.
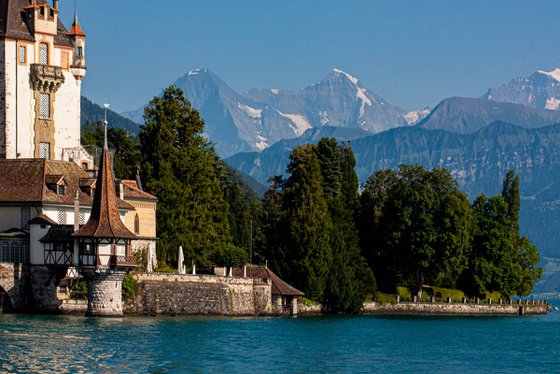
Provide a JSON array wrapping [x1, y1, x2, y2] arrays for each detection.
[[281, 144, 333, 301], [139, 86, 232, 270], [317, 138, 375, 313], [502, 170, 520, 233]]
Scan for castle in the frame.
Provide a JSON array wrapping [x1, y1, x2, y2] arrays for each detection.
[[0, 0, 157, 316]]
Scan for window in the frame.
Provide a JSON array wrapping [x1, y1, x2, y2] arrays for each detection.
[[81, 162, 88, 170], [77, 46, 83, 58], [21, 207, 30, 230], [58, 209, 66, 225], [39, 43, 48, 65], [40, 6, 45, 18], [39, 142, 50, 159], [134, 214, 140, 234], [18, 45, 26, 64], [57, 185, 65, 195], [116, 245, 126, 256], [39, 92, 50, 119]]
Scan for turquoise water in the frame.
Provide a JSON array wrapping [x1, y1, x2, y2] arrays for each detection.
[[1, 308, 560, 373]]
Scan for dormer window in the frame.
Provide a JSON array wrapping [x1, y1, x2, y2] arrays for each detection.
[[46, 175, 67, 194]]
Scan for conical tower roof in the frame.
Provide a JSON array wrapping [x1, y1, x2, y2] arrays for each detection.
[[73, 148, 135, 240], [68, 0, 85, 37]]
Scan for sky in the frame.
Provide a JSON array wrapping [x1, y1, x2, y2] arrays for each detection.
[[57, 0, 560, 113]]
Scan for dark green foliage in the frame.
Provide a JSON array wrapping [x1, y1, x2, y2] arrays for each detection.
[[139, 86, 232, 271], [360, 165, 472, 295], [317, 139, 375, 313], [209, 243, 249, 268], [463, 172, 542, 297], [502, 170, 520, 233], [220, 163, 264, 263], [81, 123, 141, 180], [122, 274, 139, 302], [281, 144, 333, 301], [263, 139, 375, 312]]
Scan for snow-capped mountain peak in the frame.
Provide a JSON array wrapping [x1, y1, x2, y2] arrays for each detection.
[[331, 68, 360, 85], [538, 68, 560, 82]]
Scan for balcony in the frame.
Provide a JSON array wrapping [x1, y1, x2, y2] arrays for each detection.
[[79, 254, 136, 269], [30, 64, 65, 93]]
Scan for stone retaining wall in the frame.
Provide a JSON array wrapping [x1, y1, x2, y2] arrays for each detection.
[[130, 273, 272, 316], [361, 301, 549, 315]]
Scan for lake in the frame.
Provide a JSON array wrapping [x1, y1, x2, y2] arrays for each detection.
[[1, 306, 560, 373]]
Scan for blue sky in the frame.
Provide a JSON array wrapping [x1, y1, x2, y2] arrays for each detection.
[[58, 0, 560, 113]]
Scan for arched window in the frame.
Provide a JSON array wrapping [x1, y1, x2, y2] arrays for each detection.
[[39, 43, 48, 65], [134, 214, 140, 235]]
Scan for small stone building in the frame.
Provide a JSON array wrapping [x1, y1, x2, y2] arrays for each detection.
[[232, 266, 304, 315]]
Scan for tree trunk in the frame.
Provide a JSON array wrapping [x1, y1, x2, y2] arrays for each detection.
[[415, 267, 425, 297]]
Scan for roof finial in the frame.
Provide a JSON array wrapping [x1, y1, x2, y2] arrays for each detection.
[[103, 100, 109, 150], [74, 0, 78, 23]]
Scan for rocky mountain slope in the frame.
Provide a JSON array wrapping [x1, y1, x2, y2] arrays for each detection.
[[416, 97, 560, 133], [481, 68, 560, 110]]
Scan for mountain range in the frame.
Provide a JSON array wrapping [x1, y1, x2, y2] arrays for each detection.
[[121, 68, 422, 157]]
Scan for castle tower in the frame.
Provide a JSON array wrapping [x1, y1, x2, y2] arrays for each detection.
[[73, 115, 136, 317], [0, 0, 88, 165]]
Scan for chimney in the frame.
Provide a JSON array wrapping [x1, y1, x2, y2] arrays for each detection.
[[74, 191, 80, 231], [53, 0, 58, 10]]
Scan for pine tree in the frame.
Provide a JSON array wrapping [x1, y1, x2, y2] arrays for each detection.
[[281, 144, 332, 301], [139, 86, 232, 270], [317, 138, 375, 313]]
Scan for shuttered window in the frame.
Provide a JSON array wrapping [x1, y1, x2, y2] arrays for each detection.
[[39, 92, 50, 119], [58, 210, 66, 225], [39, 142, 50, 159], [39, 43, 48, 65], [21, 207, 30, 230], [18, 45, 26, 64]]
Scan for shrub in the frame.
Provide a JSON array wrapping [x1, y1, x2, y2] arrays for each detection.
[[374, 292, 398, 304], [122, 274, 139, 302], [300, 297, 319, 307], [70, 279, 88, 300]]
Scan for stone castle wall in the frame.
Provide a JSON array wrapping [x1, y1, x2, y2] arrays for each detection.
[[131, 273, 272, 316]]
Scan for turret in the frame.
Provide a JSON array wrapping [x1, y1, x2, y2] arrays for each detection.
[[73, 107, 136, 316], [68, 1, 86, 80]]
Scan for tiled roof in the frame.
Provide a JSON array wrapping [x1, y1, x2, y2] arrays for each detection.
[[0, 159, 133, 210], [122, 180, 158, 201], [68, 19, 84, 37], [28, 213, 57, 226], [0, 228, 29, 238], [232, 267, 304, 296], [40, 225, 73, 243], [73, 149, 136, 240], [0, 0, 74, 47]]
